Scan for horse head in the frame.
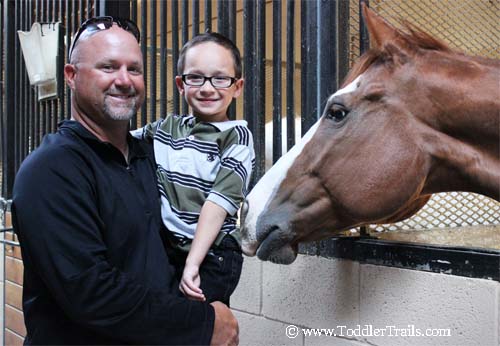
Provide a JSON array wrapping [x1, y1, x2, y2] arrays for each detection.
[[241, 5, 500, 264]]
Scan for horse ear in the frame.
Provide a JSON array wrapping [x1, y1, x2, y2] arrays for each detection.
[[362, 3, 404, 50]]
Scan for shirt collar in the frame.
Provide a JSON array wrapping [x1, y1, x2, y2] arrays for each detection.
[[205, 120, 248, 132], [58, 120, 149, 158]]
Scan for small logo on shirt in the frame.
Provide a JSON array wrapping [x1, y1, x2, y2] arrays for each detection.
[[207, 154, 216, 162]]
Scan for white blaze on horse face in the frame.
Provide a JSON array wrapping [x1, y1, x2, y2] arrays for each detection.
[[240, 74, 363, 255], [330, 74, 362, 99], [241, 121, 321, 254]]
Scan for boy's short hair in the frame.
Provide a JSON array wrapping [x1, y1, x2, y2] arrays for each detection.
[[177, 32, 242, 79]]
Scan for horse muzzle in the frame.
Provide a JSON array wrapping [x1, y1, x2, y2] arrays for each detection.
[[254, 213, 299, 264]]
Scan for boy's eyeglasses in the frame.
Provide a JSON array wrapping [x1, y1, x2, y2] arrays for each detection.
[[182, 74, 238, 89], [69, 16, 140, 59]]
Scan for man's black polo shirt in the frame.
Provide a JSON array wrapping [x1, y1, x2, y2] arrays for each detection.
[[12, 120, 214, 345]]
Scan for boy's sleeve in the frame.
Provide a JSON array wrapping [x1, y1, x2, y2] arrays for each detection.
[[130, 118, 164, 140], [207, 126, 255, 215]]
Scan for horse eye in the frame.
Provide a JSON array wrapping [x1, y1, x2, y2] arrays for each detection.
[[326, 106, 349, 122]]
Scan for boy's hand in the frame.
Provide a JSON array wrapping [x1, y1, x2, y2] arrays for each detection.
[[180, 264, 206, 301]]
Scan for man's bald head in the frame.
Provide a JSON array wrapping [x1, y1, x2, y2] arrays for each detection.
[[69, 23, 140, 64]]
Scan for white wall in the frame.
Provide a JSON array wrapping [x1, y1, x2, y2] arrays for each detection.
[[232, 255, 500, 346]]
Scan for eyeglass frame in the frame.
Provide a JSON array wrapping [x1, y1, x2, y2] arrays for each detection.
[[181, 74, 238, 89], [69, 16, 140, 60]]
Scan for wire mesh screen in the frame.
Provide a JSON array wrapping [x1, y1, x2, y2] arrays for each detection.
[[348, 0, 500, 234]]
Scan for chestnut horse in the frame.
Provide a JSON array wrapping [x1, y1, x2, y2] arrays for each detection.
[[240, 5, 500, 264]]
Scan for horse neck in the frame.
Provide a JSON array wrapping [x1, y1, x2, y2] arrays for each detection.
[[417, 52, 500, 145], [415, 52, 500, 200]]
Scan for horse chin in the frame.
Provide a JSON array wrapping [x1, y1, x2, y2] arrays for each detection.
[[263, 244, 298, 264], [256, 227, 298, 264]]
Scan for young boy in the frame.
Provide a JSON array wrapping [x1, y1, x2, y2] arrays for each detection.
[[133, 32, 254, 306]]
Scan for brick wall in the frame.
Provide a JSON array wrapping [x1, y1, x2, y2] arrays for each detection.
[[4, 213, 25, 345]]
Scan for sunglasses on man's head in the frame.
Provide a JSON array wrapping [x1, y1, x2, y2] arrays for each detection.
[[69, 16, 140, 59]]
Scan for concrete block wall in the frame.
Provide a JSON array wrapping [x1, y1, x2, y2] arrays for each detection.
[[232, 255, 500, 346]]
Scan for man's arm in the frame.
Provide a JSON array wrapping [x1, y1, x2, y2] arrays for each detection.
[[210, 302, 239, 346], [181, 201, 227, 300], [12, 144, 215, 345]]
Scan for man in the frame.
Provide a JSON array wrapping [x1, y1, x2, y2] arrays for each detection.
[[12, 17, 238, 345]]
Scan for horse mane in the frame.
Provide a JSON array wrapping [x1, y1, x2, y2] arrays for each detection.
[[342, 21, 453, 87]]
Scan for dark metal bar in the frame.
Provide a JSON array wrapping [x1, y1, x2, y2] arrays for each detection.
[[359, 0, 370, 54], [225, 0, 236, 120], [254, 0, 265, 180], [217, 0, 226, 37], [243, 0, 261, 183], [160, 0, 167, 118], [359, 0, 370, 238], [300, 0, 318, 134], [337, 0, 350, 85], [36, 0, 43, 146], [182, 0, 189, 44], [318, 0, 337, 108], [204, 0, 211, 32], [29, 1, 36, 150], [286, 0, 295, 151], [317, 237, 500, 281], [65, 0, 73, 120], [87, 0, 92, 18], [100, 0, 131, 17], [53, 0, 58, 22], [15, 0, 21, 171], [192, 0, 199, 36], [172, 0, 180, 114], [72, 0, 79, 33], [181, 0, 189, 114], [243, 0, 255, 128], [298, 0, 319, 256], [0, 0, 4, 196], [51, 0, 59, 134], [131, 0, 138, 24], [129, 0, 138, 128], [4, 0, 16, 197], [149, 0, 157, 123], [140, 0, 147, 125], [58, 0, 65, 123], [228, 0, 236, 44], [20, 0, 27, 162], [79, 0, 84, 24], [36, 0, 42, 22], [272, 0, 282, 163]]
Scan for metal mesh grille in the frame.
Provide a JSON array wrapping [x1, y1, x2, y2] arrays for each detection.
[[374, 193, 500, 232], [348, 0, 500, 233]]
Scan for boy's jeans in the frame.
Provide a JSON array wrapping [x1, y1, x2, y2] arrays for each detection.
[[167, 235, 243, 306]]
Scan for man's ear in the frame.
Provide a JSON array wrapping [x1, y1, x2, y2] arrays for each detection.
[[64, 64, 77, 90], [233, 78, 244, 99], [175, 76, 185, 94]]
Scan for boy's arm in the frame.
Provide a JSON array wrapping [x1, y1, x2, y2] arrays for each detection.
[[181, 200, 227, 301]]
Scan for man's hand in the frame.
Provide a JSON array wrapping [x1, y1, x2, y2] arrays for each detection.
[[210, 301, 239, 346]]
